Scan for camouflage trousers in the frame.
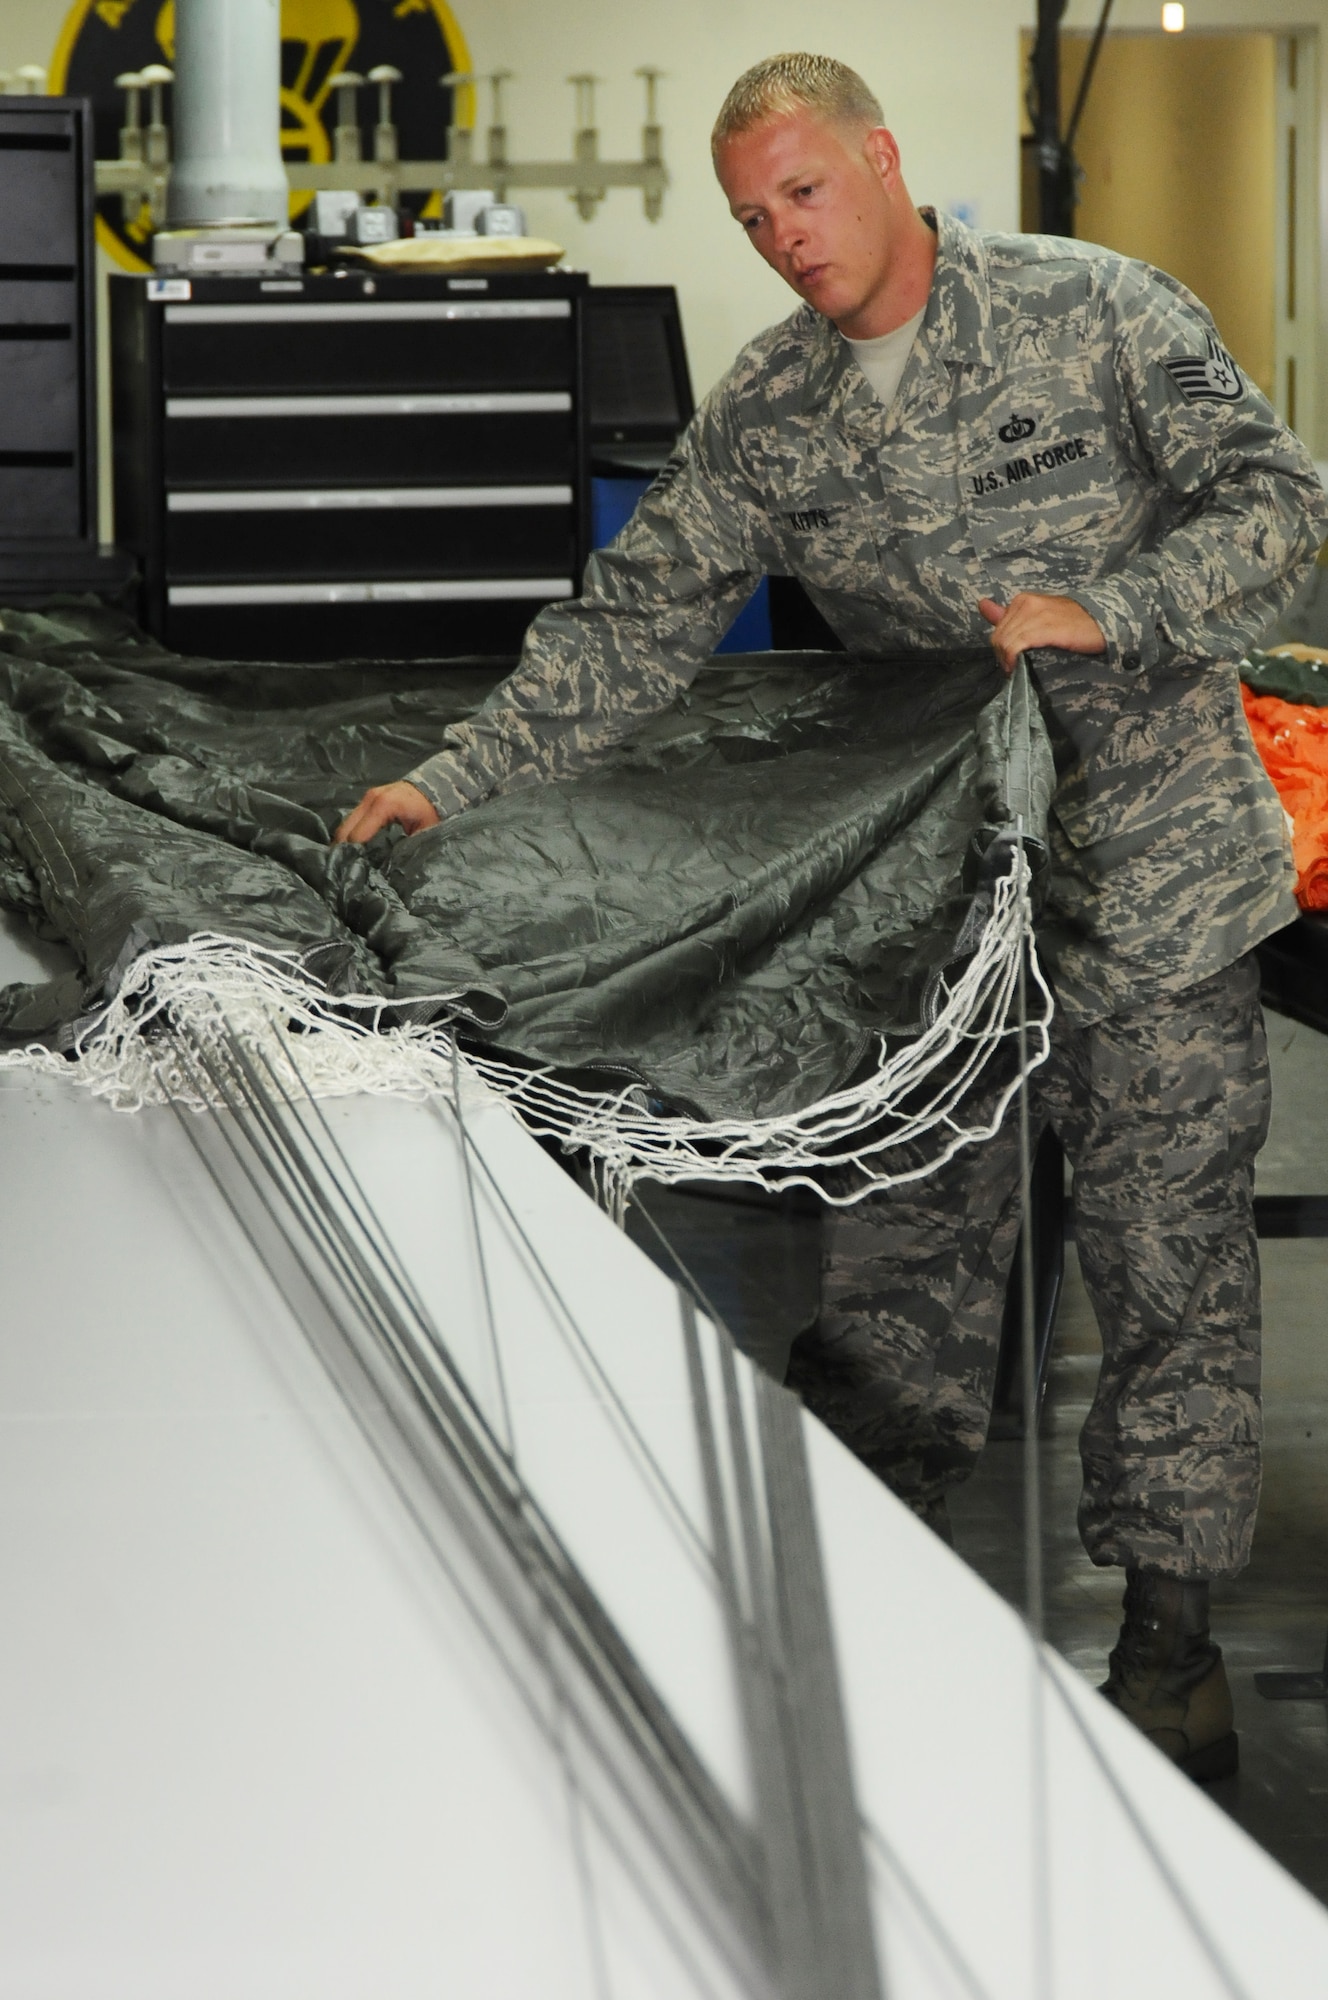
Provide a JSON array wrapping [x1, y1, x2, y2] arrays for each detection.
[[786, 953, 1269, 1579]]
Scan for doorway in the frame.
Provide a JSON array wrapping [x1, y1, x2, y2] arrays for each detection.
[[1019, 29, 1316, 447]]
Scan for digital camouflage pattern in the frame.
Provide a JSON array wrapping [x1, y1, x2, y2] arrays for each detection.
[[788, 954, 1268, 1578], [410, 209, 1327, 1021], [404, 209, 1325, 1574]]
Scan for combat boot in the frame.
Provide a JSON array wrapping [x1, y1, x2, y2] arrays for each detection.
[[1099, 1568, 1238, 1783]]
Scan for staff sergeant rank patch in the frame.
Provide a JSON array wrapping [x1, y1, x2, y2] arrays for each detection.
[[1161, 333, 1245, 405]]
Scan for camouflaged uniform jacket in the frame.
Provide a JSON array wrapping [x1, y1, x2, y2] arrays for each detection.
[[410, 210, 1328, 1022]]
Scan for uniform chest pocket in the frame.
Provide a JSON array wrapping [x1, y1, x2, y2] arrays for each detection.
[[965, 432, 1121, 560]]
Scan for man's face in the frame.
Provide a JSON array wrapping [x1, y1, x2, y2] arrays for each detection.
[[715, 108, 900, 335]]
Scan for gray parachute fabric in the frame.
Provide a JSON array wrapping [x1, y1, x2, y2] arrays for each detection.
[[0, 602, 1053, 1200]]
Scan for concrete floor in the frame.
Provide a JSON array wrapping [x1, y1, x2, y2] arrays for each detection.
[[632, 1003, 1328, 1908]]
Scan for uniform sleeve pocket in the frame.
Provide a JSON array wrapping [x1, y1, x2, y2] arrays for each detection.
[[1051, 673, 1250, 852], [1054, 782, 1233, 865]]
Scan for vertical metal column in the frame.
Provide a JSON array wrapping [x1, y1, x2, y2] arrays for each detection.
[[1032, 0, 1073, 237], [167, 0, 286, 227]]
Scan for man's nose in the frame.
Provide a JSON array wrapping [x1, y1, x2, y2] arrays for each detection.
[[769, 207, 806, 258]]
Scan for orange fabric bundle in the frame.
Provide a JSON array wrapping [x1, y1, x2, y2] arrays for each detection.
[[1241, 684, 1328, 910]]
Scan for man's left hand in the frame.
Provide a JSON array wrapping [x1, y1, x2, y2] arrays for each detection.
[[333, 780, 441, 844], [979, 593, 1106, 673]]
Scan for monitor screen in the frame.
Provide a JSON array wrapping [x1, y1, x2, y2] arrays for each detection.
[[584, 288, 694, 444]]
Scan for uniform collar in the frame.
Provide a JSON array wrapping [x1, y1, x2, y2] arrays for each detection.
[[920, 208, 998, 373], [803, 206, 999, 426]]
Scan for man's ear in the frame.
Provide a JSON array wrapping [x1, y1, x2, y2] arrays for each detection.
[[862, 126, 901, 191]]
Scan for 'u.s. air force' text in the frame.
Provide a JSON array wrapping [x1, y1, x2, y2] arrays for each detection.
[[971, 434, 1094, 497]]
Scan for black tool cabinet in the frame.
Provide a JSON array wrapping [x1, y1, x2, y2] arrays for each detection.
[[110, 268, 590, 660], [0, 96, 121, 601]]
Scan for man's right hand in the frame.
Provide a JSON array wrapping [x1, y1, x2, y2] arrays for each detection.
[[334, 780, 441, 844]]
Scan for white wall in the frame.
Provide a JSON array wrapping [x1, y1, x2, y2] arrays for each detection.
[[0, 0, 60, 72]]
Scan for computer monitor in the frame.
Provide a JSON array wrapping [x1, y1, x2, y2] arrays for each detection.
[[582, 286, 695, 474]]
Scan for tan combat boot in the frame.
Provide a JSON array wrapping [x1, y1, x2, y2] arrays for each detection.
[[1099, 1568, 1238, 1783]]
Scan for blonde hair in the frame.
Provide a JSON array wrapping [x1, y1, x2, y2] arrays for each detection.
[[711, 53, 884, 156]]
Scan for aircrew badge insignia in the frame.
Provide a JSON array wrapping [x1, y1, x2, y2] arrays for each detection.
[[1161, 333, 1245, 404], [996, 411, 1038, 444]]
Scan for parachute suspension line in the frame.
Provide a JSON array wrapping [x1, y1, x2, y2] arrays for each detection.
[[446, 1050, 611, 1999], [365, 1030, 884, 2000], [154, 998, 773, 2000], [440, 1083, 717, 1582], [481, 856, 1052, 1222], [0, 852, 1052, 1219], [452, 1033, 517, 1461], [1004, 818, 1249, 2000], [548, 1620, 617, 2000], [641, 1209, 884, 2000], [1016, 813, 1052, 2000], [1036, 1664, 1255, 2000], [144, 981, 888, 1998], [1016, 829, 1046, 1649]]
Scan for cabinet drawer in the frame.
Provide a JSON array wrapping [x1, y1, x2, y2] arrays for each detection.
[[163, 589, 565, 663], [163, 393, 576, 487], [0, 332, 78, 449], [0, 462, 79, 536], [0, 124, 78, 265], [162, 299, 574, 394], [165, 486, 576, 582]]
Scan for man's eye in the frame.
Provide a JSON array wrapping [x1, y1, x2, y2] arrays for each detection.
[[742, 214, 763, 231]]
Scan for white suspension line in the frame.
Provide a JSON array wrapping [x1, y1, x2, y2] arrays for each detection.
[[0, 843, 1052, 1220]]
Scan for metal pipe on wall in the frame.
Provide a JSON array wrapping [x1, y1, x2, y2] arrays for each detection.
[[167, 0, 286, 228], [1033, 0, 1073, 236]]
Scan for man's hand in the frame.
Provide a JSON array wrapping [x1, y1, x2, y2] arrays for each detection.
[[333, 780, 441, 844], [979, 593, 1106, 673]]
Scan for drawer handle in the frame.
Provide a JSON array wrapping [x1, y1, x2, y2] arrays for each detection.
[[168, 578, 575, 606], [167, 484, 574, 512], [166, 392, 572, 418]]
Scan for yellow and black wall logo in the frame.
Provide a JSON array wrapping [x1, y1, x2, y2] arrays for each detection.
[[50, 0, 472, 270]]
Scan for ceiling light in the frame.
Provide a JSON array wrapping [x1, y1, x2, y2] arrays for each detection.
[[1162, 3, 1185, 30]]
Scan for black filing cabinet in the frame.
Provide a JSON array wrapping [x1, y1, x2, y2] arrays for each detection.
[[110, 269, 590, 660], [0, 97, 100, 585]]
